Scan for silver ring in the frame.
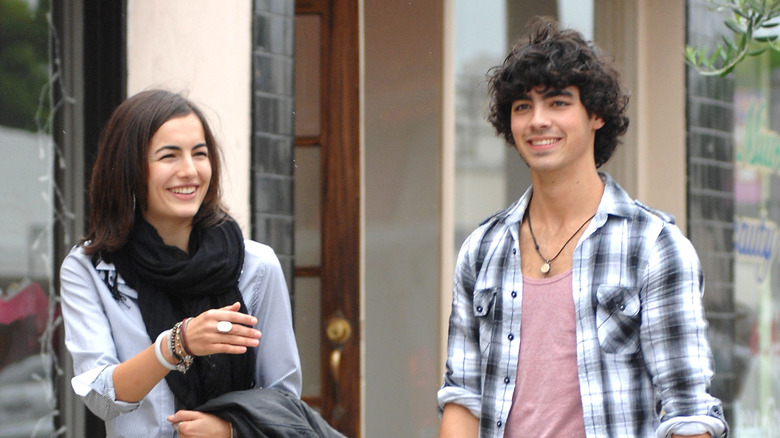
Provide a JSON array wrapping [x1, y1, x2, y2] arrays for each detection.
[[216, 320, 233, 334]]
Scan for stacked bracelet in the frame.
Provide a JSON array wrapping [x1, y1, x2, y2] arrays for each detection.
[[171, 321, 194, 374], [154, 323, 194, 374], [169, 323, 183, 363], [154, 330, 177, 371], [180, 318, 194, 356]]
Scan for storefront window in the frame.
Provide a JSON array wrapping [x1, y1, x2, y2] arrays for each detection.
[[453, 0, 508, 248], [0, 0, 58, 436], [453, 0, 593, 249], [731, 50, 780, 436]]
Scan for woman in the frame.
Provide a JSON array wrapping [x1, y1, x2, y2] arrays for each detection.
[[60, 89, 302, 437]]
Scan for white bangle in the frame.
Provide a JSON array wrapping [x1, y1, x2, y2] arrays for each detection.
[[155, 330, 177, 371]]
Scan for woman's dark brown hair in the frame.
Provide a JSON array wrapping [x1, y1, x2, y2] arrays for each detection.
[[83, 89, 227, 254], [487, 17, 630, 168]]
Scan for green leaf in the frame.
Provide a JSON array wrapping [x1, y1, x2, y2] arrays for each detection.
[[722, 35, 737, 51], [708, 46, 724, 66], [726, 19, 746, 34], [748, 47, 769, 55], [721, 64, 737, 76], [754, 34, 779, 41], [684, 47, 699, 65], [746, 0, 765, 11]]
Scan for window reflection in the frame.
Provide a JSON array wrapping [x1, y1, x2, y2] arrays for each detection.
[[453, 0, 507, 247], [453, 0, 593, 249], [731, 52, 780, 436], [0, 0, 56, 436]]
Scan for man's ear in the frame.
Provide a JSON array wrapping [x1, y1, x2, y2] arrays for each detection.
[[592, 115, 605, 130]]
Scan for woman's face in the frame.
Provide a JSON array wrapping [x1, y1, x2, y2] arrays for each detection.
[[144, 113, 212, 234]]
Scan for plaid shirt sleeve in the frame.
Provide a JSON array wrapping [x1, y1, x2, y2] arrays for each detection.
[[640, 224, 728, 436], [437, 232, 484, 418]]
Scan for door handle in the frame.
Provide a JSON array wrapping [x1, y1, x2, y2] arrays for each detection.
[[325, 316, 352, 385], [326, 316, 352, 344], [325, 316, 351, 421]]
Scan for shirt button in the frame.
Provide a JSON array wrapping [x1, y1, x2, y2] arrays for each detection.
[[619, 304, 626, 311], [507, 334, 514, 341], [476, 306, 483, 313], [513, 248, 517, 255], [497, 420, 503, 427], [511, 291, 517, 298], [504, 377, 510, 384]]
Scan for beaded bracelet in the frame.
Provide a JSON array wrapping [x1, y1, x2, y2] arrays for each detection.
[[180, 318, 194, 356], [154, 330, 177, 371], [170, 323, 183, 362], [171, 321, 193, 374]]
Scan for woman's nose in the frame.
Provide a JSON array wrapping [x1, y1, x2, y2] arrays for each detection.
[[177, 156, 197, 176]]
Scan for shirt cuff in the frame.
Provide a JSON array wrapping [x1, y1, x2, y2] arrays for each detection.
[[437, 386, 482, 419], [656, 415, 726, 438], [71, 365, 139, 420]]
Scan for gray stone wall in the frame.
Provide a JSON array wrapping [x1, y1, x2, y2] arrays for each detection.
[[686, 0, 736, 421], [251, 0, 295, 291]]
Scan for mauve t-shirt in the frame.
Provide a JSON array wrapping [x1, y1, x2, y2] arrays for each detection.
[[504, 270, 586, 438]]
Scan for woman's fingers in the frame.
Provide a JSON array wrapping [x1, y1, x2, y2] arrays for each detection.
[[168, 411, 231, 438], [214, 302, 258, 326], [181, 304, 262, 356], [217, 301, 241, 312]]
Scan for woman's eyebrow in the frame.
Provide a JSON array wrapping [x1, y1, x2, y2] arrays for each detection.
[[153, 144, 181, 154]]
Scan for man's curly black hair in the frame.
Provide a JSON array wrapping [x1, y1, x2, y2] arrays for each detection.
[[487, 17, 629, 168]]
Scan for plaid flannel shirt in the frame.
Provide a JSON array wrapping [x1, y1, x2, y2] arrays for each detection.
[[438, 173, 728, 437]]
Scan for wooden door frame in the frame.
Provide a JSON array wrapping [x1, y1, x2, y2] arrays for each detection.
[[296, 0, 361, 436]]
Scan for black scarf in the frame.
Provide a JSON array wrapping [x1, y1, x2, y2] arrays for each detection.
[[108, 216, 256, 409]]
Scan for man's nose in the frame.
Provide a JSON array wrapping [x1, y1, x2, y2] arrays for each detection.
[[529, 107, 551, 128]]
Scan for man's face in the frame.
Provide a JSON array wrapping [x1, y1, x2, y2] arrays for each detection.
[[510, 85, 604, 175]]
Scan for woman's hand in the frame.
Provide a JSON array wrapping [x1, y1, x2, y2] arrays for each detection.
[[184, 302, 262, 356], [168, 410, 232, 438]]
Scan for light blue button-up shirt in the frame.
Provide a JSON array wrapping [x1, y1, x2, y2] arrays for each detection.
[[60, 240, 302, 438]]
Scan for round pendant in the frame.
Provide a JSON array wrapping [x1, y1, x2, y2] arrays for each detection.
[[540, 262, 550, 274]]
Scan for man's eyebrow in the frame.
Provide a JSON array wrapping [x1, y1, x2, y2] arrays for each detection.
[[516, 88, 574, 101], [541, 88, 573, 99]]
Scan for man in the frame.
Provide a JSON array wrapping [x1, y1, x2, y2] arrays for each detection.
[[437, 17, 728, 438]]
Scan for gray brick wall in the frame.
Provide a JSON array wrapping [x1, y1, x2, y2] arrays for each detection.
[[686, 0, 736, 421], [251, 0, 295, 291]]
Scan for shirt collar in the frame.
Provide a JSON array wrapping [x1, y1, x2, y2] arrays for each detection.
[[498, 172, 638, 229]]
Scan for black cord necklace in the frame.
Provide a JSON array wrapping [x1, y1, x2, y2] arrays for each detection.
[[526, 207, 596, 274]]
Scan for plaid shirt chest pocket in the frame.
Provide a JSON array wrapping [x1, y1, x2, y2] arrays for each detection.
[[473, 287, 499, 356], [596, 285, 641, 354]]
